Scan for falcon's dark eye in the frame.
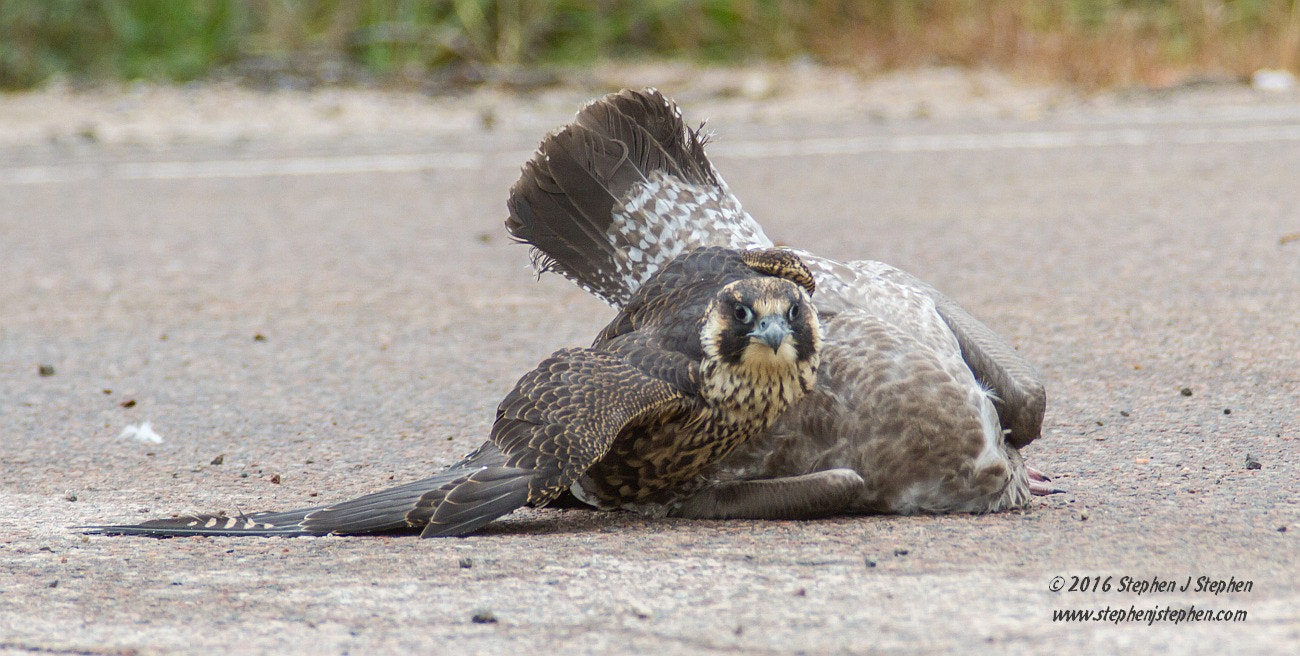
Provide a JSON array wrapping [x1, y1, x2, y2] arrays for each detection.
[[787, 304, 801, 321], [733, 304, 754, 324]]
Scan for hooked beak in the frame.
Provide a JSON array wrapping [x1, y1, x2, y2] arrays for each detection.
[[749, 315, 792, 353]]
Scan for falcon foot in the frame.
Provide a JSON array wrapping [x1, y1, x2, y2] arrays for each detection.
[[1027, 466, 1065, 496]]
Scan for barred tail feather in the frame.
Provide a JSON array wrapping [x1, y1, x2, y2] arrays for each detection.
[[84, 508, 328, 537], [506, 87, 770, 306], [84, 444, 516, 538]]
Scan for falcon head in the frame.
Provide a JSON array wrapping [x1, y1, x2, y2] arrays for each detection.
[[701, 276, 821, 393]]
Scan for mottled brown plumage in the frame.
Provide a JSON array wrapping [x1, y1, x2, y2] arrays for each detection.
[[505, 88, 1057, 517], [86, 247, 821, 538]]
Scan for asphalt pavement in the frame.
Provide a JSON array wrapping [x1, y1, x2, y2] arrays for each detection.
[[1, 80, 1298, 655]]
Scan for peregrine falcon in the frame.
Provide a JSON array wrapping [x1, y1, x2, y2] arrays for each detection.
[[86, 247, 827, 538], [506, 88, 1059, 516]]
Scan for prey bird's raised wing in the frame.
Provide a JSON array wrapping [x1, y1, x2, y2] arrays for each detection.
[[507, 89, 768, 307]]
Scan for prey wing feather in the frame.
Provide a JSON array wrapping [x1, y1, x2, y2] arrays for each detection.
[[507, 170, 607, 281], [508, 124, 638, 304], [506, 88, 768, 306], [545, 126, 630, 226], [925, 291, 1045, 447], [513, 127, 627, 278], [418, 347, 685, 537], [574, 89, 713, 187], [835, 257, 1046, 448]]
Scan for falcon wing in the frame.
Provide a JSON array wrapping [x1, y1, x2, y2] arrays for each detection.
[[416, 347, 689, 537], [90, 348, 692, 539]]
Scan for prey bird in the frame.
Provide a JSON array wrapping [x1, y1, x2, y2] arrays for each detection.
[[86, 247, 828, 538], [506, 88, 1059, 516]]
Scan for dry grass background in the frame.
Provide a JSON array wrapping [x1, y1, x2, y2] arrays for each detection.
[[1, 1, 1299, 90]]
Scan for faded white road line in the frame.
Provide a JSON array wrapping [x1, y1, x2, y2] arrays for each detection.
[[3, 123, 1300, 186], [715, 123, 1300, 158], [1, 152, 485, 186]]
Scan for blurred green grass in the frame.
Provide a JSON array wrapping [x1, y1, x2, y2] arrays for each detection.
[[2, 1, 1298, 89]]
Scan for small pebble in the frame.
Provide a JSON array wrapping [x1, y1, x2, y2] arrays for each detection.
[[63, 491, 78, 502], [459, 557, 474, 569], [120, 399, 136, 408], [1119, 410, 1131, 417], [38, 364, 55, 377], [471, 610, 497, 624], [628, 603, 652, 619], [270, 473, 281, 484], [1279, 526, 1288, 533], [864, 557, 877, 568], [893, 548, 909, 557], [48, 580, 59, 588], [210, 454, 225, 465], [1244, 454, 1262, 470], [253, 333, 267, 342], [1079, 510, 1090, 521], [1223, 408, 1231, 415], [1180, 387, 1193, 396]]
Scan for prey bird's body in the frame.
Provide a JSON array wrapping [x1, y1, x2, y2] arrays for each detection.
[[88, 247, 824, 538], [506, 88, 1057, 516]]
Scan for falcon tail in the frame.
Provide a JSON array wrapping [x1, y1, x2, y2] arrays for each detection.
[[83, 446, 524, 538], [83, 507, 329, 538], [506, 88, 772, 306]]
